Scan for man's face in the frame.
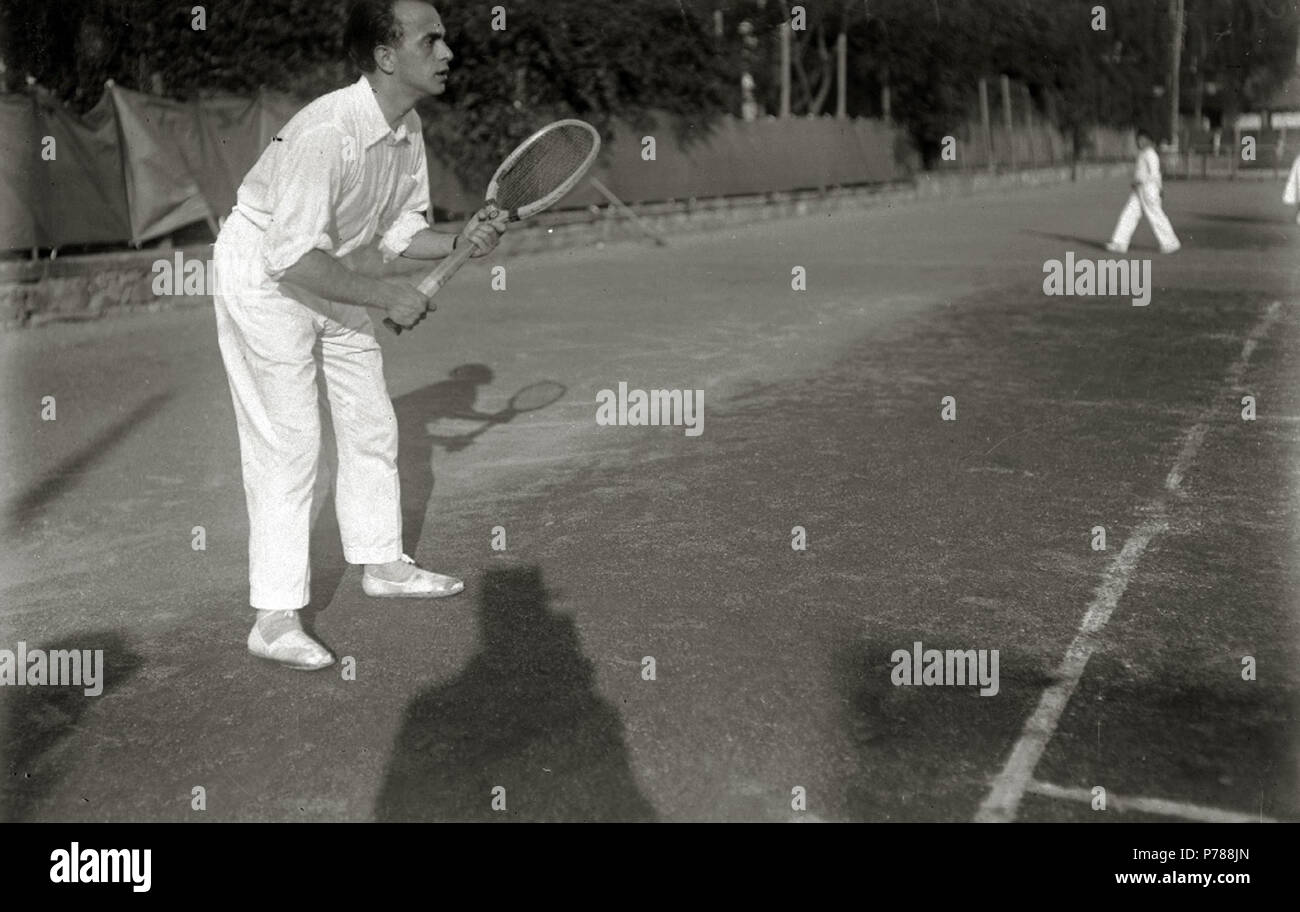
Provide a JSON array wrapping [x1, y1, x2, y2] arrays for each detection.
[[387, 1, 453, 97]]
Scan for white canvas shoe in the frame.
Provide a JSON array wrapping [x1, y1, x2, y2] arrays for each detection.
[[362, 554, 464, 599], [247, 624, 335, 671], [1104, 241, 1127, 253]]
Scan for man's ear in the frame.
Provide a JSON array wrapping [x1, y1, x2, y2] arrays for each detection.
[[373, 43, 398, 75]]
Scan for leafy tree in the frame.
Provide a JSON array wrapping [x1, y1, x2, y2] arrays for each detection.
[[2, 0, 1295, 178], [1, 0, 735, 187], [1185, 0, 1299, 129], [423, 0, 734, 189]]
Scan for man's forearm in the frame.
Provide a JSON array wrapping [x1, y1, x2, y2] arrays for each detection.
[[279, 249, 392, 310], [338, 228, 458, 280], [401, 227, 458, 260]]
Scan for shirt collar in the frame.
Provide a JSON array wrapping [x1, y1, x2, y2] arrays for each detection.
[[353, 76, 414, 148]]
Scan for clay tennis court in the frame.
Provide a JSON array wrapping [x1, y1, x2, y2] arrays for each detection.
[[2, 177, 1297, 821]]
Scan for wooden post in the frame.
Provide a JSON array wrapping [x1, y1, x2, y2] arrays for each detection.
[[1001, 74, 1016, 171], [779, 23, 791, 118], [1024, 85, 1037, 167], [589, 177, 669, 247], [1276, 122, 1284, 179], [835, 31, 847, 119], [979, 77, 993, 172], [1168, 0, 1184, 149]]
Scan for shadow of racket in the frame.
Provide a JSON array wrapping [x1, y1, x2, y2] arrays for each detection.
[[430, 380, 567, 452]]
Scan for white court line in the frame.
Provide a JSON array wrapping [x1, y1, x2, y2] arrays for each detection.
[[1026, 780, 1278, 823], [975, 300, 1285, 824], [1164, 300, 1283, 495], [975, 518, 1166, 822]]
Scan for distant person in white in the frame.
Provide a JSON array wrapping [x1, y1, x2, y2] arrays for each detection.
[[212, 0, 505, 670], [1106, 129, 1181, 255], [1282, 153, 1300, 223]]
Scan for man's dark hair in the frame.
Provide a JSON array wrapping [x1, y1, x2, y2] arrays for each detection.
[[345, 0, 405, 72], [1136, 128, 1154, 143]]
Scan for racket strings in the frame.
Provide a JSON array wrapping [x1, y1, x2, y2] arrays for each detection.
[[495, 126, 597, 211]]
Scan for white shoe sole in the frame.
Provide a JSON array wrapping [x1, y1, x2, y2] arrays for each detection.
[[362, 576, 465, 598], [247, 626, 335, 671]]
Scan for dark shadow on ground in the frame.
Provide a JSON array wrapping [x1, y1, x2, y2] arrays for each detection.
[[374, 565, 656, 821], [1021, 231, 1110, 252], [1190, 212, 1291, 225], [391, 366, 563, 560], [1177, 222, 1290, 250], [831, 633, 1055, 822], [392, 363, 501, 557], [5, 393, 170, 533], [1028, 653, 1300, 822], [0, 631, 144, 821]]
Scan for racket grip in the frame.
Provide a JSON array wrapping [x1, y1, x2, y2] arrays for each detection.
[[381, 241, 478, 335], [417, 240, 477, 296]]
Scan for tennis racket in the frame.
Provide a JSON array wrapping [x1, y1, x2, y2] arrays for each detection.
[[385, 119, 601, 334]]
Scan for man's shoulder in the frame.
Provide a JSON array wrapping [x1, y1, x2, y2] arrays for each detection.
[[278, 82, 362, 142]]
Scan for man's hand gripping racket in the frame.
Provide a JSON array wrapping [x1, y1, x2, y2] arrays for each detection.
[[384, 119, 601, 334]]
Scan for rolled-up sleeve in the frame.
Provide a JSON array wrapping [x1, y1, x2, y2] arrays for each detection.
[[378, 139, 432, 262], [260, 125, 346, 280]]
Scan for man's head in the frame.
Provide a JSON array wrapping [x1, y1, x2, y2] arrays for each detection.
[[345, 0, 452, 97], [1136, 129, 1154, 150]]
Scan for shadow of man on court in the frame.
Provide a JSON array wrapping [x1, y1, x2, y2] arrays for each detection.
[[374, 565, 657, 822], [391, 363, 502, 554], [0, 630, 143, 822]]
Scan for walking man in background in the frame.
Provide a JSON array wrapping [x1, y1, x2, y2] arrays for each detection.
[[212, 0, 506, 670], [1282, 152, 1300, 223], [1107, 129, 1181, 255]]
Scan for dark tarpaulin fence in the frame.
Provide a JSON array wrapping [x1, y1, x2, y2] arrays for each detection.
[[0, 84, 910, 253], [1, 90, 133, 249], [576, 115, 905, 206]]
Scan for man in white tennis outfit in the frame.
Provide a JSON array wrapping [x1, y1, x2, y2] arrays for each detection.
[[213, 0, 505, 670], [1106, 129, 1181, 255], [1282, 152, 1300, 222]]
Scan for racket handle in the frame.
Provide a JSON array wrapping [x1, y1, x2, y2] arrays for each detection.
[[417, 240, 477, 297], [382, 239, 480, 335]]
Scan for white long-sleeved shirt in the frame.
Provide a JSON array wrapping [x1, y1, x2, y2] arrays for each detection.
[[1134, 147, 1162, 191], [230, 76, 432, 281]]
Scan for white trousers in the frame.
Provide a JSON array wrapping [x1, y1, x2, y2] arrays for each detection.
[[1109, 185, 1180, 252], [213, 212, 402, 611]]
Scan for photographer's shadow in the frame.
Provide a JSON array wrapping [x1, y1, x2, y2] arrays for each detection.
[[374, 565, 657, 821]]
